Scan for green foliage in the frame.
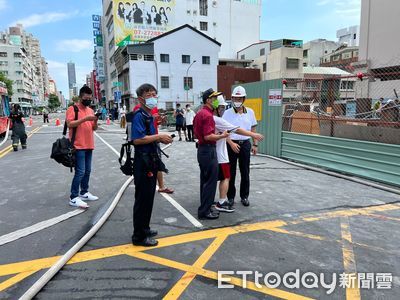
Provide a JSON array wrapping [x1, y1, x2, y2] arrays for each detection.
[[0, 73, 13, 96], [48, 94, 61, 111]]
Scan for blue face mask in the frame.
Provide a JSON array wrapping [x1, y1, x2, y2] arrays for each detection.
[[145, 97, 158, 109]]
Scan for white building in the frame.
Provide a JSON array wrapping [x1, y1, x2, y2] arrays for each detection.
[[303, 39, 340, 67], [101, 0, 262, 107], [337, 26, 360, 47], [353, 0, 400, 100], [237, 41, 271, 80], [115, 25, 220, 110]]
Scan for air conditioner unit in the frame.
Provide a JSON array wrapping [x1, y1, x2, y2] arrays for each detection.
[[212, 0, 217, 7], [193, 10, 197, 15], [213, 22, 217, 26]]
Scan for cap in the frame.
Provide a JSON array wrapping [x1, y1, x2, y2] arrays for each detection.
[[217, 95, 227, 106], [231, 86, 247, 98], [202, 88, 223, 103]]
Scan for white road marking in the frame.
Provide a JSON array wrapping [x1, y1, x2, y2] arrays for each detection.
[[0, 209, 85, 246], [95, 132, 203, 228]]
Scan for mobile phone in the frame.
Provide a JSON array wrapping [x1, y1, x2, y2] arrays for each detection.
[[95, 112, 102, 117]]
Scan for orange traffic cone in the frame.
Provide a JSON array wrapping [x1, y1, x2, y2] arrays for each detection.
[[55, 118, 61, 126], [106, 117, 110, 125], [29, 116, 33, 126]]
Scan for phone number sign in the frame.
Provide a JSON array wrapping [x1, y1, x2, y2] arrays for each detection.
[[268, 89, 282, 106]]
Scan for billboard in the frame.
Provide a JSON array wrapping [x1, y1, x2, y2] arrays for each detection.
[[113, 0, 175, 46]]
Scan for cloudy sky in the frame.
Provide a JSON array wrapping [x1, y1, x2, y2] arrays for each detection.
[[0, 0, 361, 99]]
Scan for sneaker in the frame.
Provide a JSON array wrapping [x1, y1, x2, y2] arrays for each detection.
[[215, 201, 235, 213], [69, 197, 89, 208], [80, 192, 99, 201]]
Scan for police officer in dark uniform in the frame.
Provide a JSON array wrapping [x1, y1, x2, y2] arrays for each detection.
[[131, 83, 173, 247], [193, 88, 229, 220], [9, 104, 27, 151]]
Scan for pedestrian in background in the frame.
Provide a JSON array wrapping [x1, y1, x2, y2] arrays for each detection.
[[193, 88, 229, 220], [66, 85, 99, 209], [185, 104, 196, 142], [223, 86, 258, 207], [131, 83, 173, 246], [174, 103, 187, 141], [9, 104, 27, 151]]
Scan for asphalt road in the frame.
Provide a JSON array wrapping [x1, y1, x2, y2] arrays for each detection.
[[0, 118, 399, 299]]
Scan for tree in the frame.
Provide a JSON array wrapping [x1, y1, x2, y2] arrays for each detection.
[[0, 73, 13, 97], [48, 94, 61, 111]]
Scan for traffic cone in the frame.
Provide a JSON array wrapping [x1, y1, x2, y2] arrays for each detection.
[[55, 118, 61, 126], [29, 116, 33, 126], [106, 117, 110, 125]]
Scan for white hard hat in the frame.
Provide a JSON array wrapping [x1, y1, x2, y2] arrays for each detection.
[[217, 95, 227, 106], [232, 86, 247, 98]]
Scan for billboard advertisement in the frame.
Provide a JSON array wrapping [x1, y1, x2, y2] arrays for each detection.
[[113, 0, 175, 46]]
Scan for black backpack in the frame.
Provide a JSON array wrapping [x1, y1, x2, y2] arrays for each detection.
[[119, 142, 134, 176], [50, 105, 79, 172]]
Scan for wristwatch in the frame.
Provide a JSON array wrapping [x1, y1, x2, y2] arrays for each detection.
[[253, 144, 258, 147]]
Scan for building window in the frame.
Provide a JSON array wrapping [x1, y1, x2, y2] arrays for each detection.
[[285, 81, 297, 89], [353, 34, 357, 40], [286, 58, 299, 69], [160, 54, 170, 63], [262, 63, 266, 72], [183, 77, 193, 89], [305, 80, 318, 90], [0, 52, 7, 57], [200, 22, 208, 31], [161, 76, 169, 88], [202, 56, 210, 64], [332, 55, 340, 61], [107, 19, 114, 35], [240, 54, 245, 60], [303, 50, 308, 58], [111, 70, 117, 79], [14, 53, 22, 58], [109, 38, 114, 51], [199, 0, 208, 16], [182, 55, 190, 64], [260, 48, 265, 56], [166, 102, 174, 110], [341, 81, 354, 90], [0, 71, 8, 75], [0, 61, 8, 66]]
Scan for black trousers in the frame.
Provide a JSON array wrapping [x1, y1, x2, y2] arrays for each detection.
[[187, 125, 194, 141], [197, 145, 218, 217], [132, 154, 157, 240], [11, 123, 27, 148], [227, 139, 251, 201]]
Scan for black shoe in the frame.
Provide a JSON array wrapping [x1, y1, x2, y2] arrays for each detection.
[[179, 138, 182, 141], [22, 145, 27, 149], [215, 201, 235, 213], [198, 212, 219, 220], [241, 198, 250, 207], [132, 236, 158, 247], [145, 229, 158, 237], [227, 199, 234, 207]]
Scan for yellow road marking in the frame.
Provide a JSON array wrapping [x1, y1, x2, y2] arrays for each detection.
[[0, 126, 41, 159], [129, 251, 314, 300], [163, 235, 228, 299], [340, 217, 361, 300], [363, 213, 400, 222], [0, 271, 37, 292], [0, 202, 399, 295]]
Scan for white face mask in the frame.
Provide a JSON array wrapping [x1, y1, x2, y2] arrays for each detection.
[[233, 101, 243, 108]]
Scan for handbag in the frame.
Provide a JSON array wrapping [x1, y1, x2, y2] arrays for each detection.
[[50, 105, 79, 172], [119, 142, 134, 176]]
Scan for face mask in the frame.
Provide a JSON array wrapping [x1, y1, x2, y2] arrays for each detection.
[[145, 97, 158, 109], [187, 107, 191, 111], [82, 99, 92, 107], [211, 99, 219, 109], [233, 101, 243, 108]]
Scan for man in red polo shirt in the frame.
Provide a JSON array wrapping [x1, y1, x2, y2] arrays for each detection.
[[193, 88, 229, 220]]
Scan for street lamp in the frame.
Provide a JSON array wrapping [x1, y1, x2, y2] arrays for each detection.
[[186, 60, 197, 103]]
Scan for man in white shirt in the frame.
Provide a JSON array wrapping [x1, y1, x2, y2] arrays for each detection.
[[223, 86, 258, 207], [185, 104, 196, 142], [214, 95, 263, 212]]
